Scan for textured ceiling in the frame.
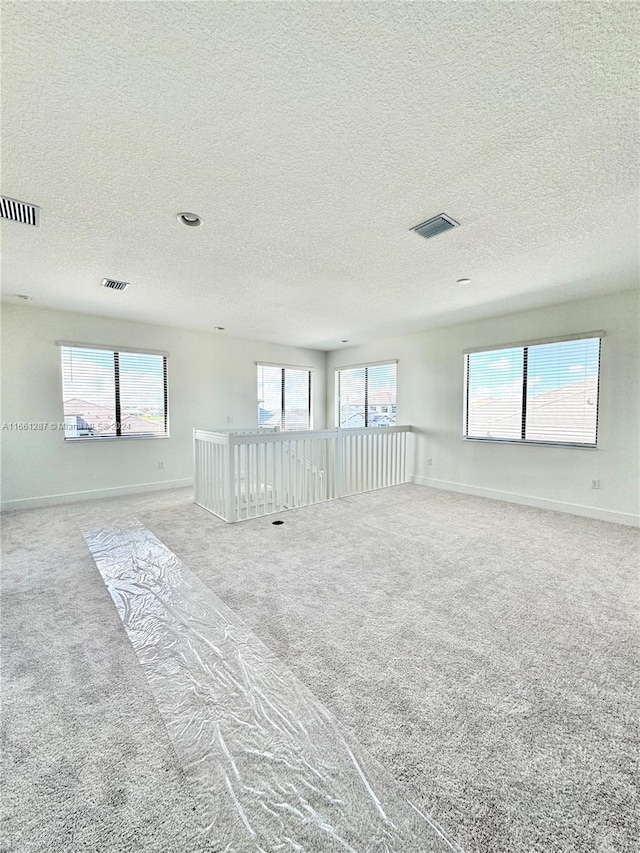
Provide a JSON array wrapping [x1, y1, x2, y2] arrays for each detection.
[[1, 1, 638, 349]]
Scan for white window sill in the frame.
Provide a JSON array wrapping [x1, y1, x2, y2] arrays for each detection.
[[463, 437, 597, 449], [64, 434, 170, 442]]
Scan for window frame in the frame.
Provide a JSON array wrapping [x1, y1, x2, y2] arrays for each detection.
[[335, 360, 398, 429], [58, 341, 169, 441], [463, 333, 602, 449], [256, 363, 313, 431]]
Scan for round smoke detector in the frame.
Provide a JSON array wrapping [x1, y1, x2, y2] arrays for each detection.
[[177, 212, 203, 227]]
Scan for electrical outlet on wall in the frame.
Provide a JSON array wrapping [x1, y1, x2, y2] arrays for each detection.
[[158, 461, 164, 470], [427, 458, 433, 466], [591, 479, 600, 489]]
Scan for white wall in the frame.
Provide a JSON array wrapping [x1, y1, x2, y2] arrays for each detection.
[[1, 304, 326, 509], [327, 290, 640, 526]]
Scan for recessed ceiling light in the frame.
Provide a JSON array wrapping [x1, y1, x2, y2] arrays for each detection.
[[177, 212, 203, 227], [456, 278, 471, 285], [214, 326, 225, 331], [16, 293, 33, 301], [341, 339, 349, 343]]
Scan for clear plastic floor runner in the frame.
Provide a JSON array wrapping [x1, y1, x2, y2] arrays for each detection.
[[81, 518, 463, 853]]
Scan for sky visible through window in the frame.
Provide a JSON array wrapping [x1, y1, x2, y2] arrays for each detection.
[[367, 363, 396, 394], [62, 348, 165, 407], [467, 338, 600, 401]]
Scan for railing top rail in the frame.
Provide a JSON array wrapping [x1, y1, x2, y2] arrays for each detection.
[[230, 429, 340, 444], [194, 427, 278, 434], [193, 429, 231, 444], [337, 425, 412, 436], [225, 425, 412, 445], [194, 427, 280, 443], [195, 424, 412, 445]]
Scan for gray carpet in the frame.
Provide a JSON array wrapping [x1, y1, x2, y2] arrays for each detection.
[[2, 485, 638, 852]]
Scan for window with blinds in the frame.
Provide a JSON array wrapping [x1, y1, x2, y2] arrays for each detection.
[[464, 336, 601, 446], [336, 362, 397, 428], [257, 365, 311, 430], [60, 345, 168, 439]]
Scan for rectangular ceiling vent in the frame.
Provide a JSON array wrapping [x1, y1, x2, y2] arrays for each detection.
[[410, 213, 459, 240], [102, 278, 130, 292], [1, 195, 40, 227]]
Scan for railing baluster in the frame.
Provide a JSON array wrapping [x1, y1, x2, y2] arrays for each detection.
[[201, 440, 206, 508], [204, 440, 209, 509], [363, 433, 368, 492], [384, 432, 388, 487], [237, 445, 243, 520], [246, 442, 252, 518], [216, 441, 221, 517], [261, 441, 266, 516], [258, 442, 262, 516], [390, 431, 395, 485], [401, 431, 406, 482], [221, 444, 226, 513], [363, 433, 368, 491], [213, 442, 218, 513], [253, 443, 259, 518], [352, 433, 356, 493], [291, 439, 297, 507]]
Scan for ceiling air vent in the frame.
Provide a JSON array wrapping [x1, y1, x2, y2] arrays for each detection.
[[1, 195, 40, 227], [410, 213, 459, 240], [102, 278, 130, 292]]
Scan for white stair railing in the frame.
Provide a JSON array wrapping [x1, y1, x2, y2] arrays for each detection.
[[194, 425, 412, 523]]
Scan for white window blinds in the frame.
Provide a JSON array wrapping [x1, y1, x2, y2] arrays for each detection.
[[257, 365, 311, 430], [465, 336, 601, 446], [60, 345, 168, 439], [336, 362, 397, 428]]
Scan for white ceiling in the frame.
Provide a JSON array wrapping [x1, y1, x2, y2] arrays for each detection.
[[1, 1, 638, 350]]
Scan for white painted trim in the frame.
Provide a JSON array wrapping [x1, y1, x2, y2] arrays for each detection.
[[256, 361, 315, 371], [1, 478, 193, 512], [57, 340, 169, 356], [410, 475, 639, 527], [463, 330, 604, 355], [333, 359, 398, 371]]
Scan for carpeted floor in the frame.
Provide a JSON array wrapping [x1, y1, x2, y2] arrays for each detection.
[[2, 484, 638, 852]]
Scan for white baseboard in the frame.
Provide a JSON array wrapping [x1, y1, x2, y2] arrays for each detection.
[[410, 475, 640, 527], [1, 478, 194, 512]]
